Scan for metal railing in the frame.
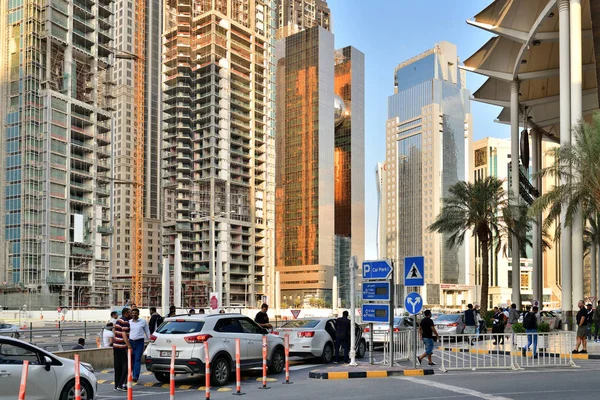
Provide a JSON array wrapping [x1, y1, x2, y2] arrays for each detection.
[[437, 332, 577, 372], [380, 330, 423, 365], [0, 322, 105, 352]]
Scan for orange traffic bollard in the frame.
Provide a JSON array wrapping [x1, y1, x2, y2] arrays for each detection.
[[170, 345, 176, 400], [259, 335, 270, 389], [233, 338, 244, 395], [283, 334, 292, 384], [127, 348, 133, 400], [204, 341, 210, 400], [18, 360, 29, 400], [74, 354, 82, 400]]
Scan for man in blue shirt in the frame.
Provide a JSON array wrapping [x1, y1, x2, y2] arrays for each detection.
[[463, 304, 477, 345]]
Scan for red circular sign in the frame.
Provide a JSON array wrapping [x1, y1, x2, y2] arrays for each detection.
[[210, 296, 218, 310]]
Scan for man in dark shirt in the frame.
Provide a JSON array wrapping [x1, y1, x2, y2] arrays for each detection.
[[522, 305, 539, 358], [417, 310, 438, 366], [254, 303, 272, 330], [464, 304, 476, 345], [574, 300, 588, 354], [148, 307, 163, 334], [72, 338, 85, 350], [113, 307, 132, 392], [335, 311, 351, 363]]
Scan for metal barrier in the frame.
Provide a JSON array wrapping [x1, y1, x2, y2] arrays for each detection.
[[380, 330, 423, 365], [438, 332, 577, 372]]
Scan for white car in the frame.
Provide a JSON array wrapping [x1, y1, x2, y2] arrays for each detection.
[[362, 316, 417, 346], [0, 324, 24, 339], [145, 313, 285, 386], [0, 336, 97, 400], [273, 318, 366, 363], [518, 311, 562, 329]]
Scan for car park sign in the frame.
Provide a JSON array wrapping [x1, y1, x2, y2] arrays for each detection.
[[362, 304, 390, 323], [362, 260, 393, 280], [362, 282, 390, 301]]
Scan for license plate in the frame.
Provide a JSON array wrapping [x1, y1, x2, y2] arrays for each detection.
[[374, 330, 386, 334], [437, 325, 445, 329], [160, 350, 179, 357]]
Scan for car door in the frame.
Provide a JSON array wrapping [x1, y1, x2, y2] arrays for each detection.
[[238, 318, 264, 364], [212, 318, 246, 361], [0, 341, 58, 400]]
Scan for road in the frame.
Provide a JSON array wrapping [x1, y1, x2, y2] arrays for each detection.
[[94, 358, 600, 399]]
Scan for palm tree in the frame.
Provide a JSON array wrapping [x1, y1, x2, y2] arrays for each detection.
[[429, 177, 509, 316]]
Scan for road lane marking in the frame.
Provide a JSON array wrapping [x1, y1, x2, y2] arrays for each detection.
[[396, 376, 513, 400], [289, 364, 319, 371]]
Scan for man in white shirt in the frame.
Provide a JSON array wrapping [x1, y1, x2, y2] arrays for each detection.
[[129, 308, 150, 382], [102, 322, 115, 348]]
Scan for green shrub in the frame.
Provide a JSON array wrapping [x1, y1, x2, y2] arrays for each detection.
[[538, 322, 551, 332], [511, 322, 525, 333]]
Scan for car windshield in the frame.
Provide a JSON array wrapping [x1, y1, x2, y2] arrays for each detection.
[[156, 321, 204, 334], [280, 320, 320, 328], [436, 314, 459, 322]]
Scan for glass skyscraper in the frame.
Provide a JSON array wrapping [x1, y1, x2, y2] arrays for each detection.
[[382, 42, 471, 307]]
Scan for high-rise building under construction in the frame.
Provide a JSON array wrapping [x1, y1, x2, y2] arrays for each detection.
[[162, 0, 277, 307], [0, 0, 115, 307]]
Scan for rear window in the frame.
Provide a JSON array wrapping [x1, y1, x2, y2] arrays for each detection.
[[281, 320, 320, 328], [436, 314, 459, 322], [156, 321, 204, 334]]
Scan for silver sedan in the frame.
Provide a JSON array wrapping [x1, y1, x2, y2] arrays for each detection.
[[273, 317, 366, 363], [0, 324, 23, 339]]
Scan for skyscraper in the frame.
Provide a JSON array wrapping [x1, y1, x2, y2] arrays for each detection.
[[382, 42, 471, 307], [162, 0, 277, 307], [110, 0, 163, 305], [0, 0, 115, 306], [275, 25, 364, 307], [276, 0, 331, 38]]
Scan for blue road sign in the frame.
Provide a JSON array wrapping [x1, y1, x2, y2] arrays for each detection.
[[404, 256, 424, 287], [404, 292, 423, 315], [362, 304, 390, 323], [362, 282, 390, 302], [362, 260, 393, 280]]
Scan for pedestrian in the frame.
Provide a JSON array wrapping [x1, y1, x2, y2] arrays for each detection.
[[199, 309, 205, 314], [129, 308, 150, 382], [463, 304, 477, 345], [334, 311, 351, 363], [167, 305, 177, 318], [507, 303, 519, 338], [492, 306, 506, 345], [254, 303, 273, 330], [148, 307, 164, 334], [573, 300, 588, 354], [113, 307, 132, 392], [72, 338, 85, 350], [102, 322, 114, 347], [417, 310, 438, 366], [593, 300, 600, 342], [586, 303, 594, 341], [219, 309, 226, 314], [474, 304, 486, 336], [522, 305, 539, 359], [109, 311, 118, 325], [189, 308, 196, 315]]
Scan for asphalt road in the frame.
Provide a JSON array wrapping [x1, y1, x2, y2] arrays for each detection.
[[94, 358, 600, 399]]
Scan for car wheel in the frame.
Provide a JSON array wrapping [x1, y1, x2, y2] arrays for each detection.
[[210, 356, 231, 387], [154, 372, 170, 383], [269, 348, 285, 374], [59, 378, 93, 400], [321, 342, 334, 363], [356, 339, 366, 359]]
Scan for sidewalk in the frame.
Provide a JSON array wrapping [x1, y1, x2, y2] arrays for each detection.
[[308, 359, 434, 380]]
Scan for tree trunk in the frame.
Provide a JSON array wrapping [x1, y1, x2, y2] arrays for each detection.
[[480, 239, 490, 317]]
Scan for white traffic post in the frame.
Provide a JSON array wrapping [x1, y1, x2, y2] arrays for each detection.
[[349, 255, 358, 366]]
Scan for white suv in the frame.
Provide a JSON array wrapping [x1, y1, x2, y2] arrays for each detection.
[[145, 313, 285, 386]]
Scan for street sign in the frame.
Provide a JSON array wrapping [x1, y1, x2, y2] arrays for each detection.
[[290, 309, 301, 319], [404, 292, 423, 315], [362, 260, 393, 280], [404, 256, 424, 287], [362, 282, 390, 302], [361, 304, 390, 323]]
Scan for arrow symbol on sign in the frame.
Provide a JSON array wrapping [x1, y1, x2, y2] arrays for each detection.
[[407, 296, 421, 314]]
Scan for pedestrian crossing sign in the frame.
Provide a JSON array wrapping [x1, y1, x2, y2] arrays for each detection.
[[404, 256, 425, 287]]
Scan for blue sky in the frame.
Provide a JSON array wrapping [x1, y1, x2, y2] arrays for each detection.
[[326, 0, 510, 259]]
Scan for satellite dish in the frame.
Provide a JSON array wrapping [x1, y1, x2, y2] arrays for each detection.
[[520, 129, 530, 167]]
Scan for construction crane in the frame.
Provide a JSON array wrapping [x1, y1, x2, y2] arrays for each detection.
[[131, 0, 146, 306]]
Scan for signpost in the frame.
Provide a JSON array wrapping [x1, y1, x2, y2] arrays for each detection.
[[404, 256, 425, 369], [362, 259, 394, 366], [404, 292, 423, 315]]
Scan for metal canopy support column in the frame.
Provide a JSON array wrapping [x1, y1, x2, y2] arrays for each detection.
[[570, 0, 584, 307], [510, 80, 521, 308], [532, 128, 543, 308], [558, 0, 572, 324]]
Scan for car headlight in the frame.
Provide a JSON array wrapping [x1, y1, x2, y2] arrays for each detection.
[[81, 362, 94, 374]]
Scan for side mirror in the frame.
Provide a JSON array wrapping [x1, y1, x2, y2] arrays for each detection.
[[44, 356, 52, 371]]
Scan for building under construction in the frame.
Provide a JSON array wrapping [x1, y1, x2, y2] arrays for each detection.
[[0, 0, 115, 306], [162, 0, 277, 308]]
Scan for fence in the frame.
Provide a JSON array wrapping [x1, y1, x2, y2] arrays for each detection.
[[0, 322, 105, 351], [437, 332, 577, 372], [380, 330, 424, 365]]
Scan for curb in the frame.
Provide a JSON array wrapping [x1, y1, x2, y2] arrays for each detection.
[[308, 369, 434, 380], [440, 347, 600, 360]]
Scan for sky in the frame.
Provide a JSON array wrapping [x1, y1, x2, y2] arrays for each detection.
[[325, 0, 511, 259]]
